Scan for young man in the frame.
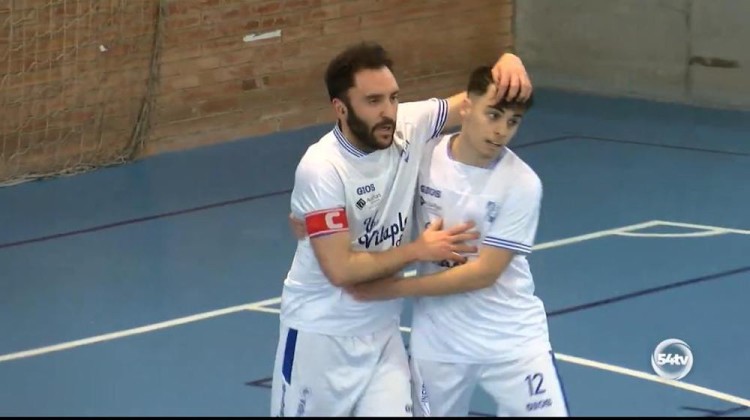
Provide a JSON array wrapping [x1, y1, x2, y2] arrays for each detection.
[[271, 43, 532, 417], [347, 65, 569, 417]]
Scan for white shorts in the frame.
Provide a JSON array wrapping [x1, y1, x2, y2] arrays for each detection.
[[270, 321, 413, 417], [411, 350, 569, 417]]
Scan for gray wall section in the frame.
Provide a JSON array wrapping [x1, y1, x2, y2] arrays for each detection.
[[515, 0, 750, 110]]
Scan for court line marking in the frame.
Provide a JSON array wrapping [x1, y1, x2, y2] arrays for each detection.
[[1, 218, 741, 364], [653, 220, 750, 235], [241, 218, 750, 408], [0, 297, 281, 363], [614, 231, 727, 238], [530, 220, 660, 251], [244, 305, 750, 408], [2, 218, 748, 407], [553, 353, 750, 408], [3, 220, 654, 364]]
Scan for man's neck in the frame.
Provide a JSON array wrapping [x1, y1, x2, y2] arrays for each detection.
[[450, 132, 495, 168], [338, 121, 373, 153]]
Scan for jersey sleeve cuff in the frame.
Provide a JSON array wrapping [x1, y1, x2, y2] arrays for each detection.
[[430, 98, 448, 139], [482, 236, 532, 254]]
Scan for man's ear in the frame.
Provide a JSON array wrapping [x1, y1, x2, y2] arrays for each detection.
[[459, 96, 473, 118], [332, 98, 347, 118]]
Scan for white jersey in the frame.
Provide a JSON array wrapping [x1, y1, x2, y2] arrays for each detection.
[[410, 133, 551, 363], [281, 98, 448, 336]]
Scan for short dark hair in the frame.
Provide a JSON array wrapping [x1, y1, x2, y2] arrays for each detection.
[[324, 41, 394, 101], [466, 65, 533, 111]]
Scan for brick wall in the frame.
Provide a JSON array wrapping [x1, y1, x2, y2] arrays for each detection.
[[0, 0, 513, 182], [150, 0, 514, 155]]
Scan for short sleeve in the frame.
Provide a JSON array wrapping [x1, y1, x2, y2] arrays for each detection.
[[482, 175, 542, 255], [396, 98, 448, 144], [291, 158, 348, 237]]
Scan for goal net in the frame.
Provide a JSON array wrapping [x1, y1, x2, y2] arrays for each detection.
[[0, 0, 163, 187]]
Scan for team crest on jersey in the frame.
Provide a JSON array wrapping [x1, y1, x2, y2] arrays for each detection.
[[486, 201, 498, 223]]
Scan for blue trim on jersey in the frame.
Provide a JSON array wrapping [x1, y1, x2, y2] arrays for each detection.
[[430, 99, 448, 138], [550, 351, 571, 415], [333, 125, 367, 158], [483, 236, 532, 254], [282, 328, 298, 384]]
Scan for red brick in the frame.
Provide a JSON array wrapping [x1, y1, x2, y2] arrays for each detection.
[[1, 0, 515, 182]]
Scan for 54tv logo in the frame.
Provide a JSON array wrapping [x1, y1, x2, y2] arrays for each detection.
[[651, 339, 693, 380]]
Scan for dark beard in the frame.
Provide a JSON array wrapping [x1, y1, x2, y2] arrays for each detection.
[[344, 101, 395, 151]]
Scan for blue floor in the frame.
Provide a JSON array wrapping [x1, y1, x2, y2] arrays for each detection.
[[1, 88, 749, 416]]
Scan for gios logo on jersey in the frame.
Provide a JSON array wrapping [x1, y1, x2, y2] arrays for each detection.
[[419, 184, 441, 198], [358, 211, 408, 248], [354, 185, 382, 211], [356, 184, 376, 195]]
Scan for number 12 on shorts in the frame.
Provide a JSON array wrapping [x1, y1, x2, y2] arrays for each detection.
[[525, 373, 546, 396]]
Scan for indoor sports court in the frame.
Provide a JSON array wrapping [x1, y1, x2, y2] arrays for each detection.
[[1, 0, 749, 417]]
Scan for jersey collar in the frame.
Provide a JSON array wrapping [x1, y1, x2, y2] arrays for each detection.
[[333, 124, 368, 158]]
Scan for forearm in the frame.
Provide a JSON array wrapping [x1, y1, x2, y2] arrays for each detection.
[[396, 261, 498, 297], [442, 91, 467, 132], [333, 243, 420, 287]]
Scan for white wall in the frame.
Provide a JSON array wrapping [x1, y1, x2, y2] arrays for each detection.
[[515, 0, 750, 110]]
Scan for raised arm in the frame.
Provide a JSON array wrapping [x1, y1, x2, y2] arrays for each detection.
[[443, 52, 532, 131]]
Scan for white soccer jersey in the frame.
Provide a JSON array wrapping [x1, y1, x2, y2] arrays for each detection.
[[410, 133, 551, 363], [281, 98, 448, 336]]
